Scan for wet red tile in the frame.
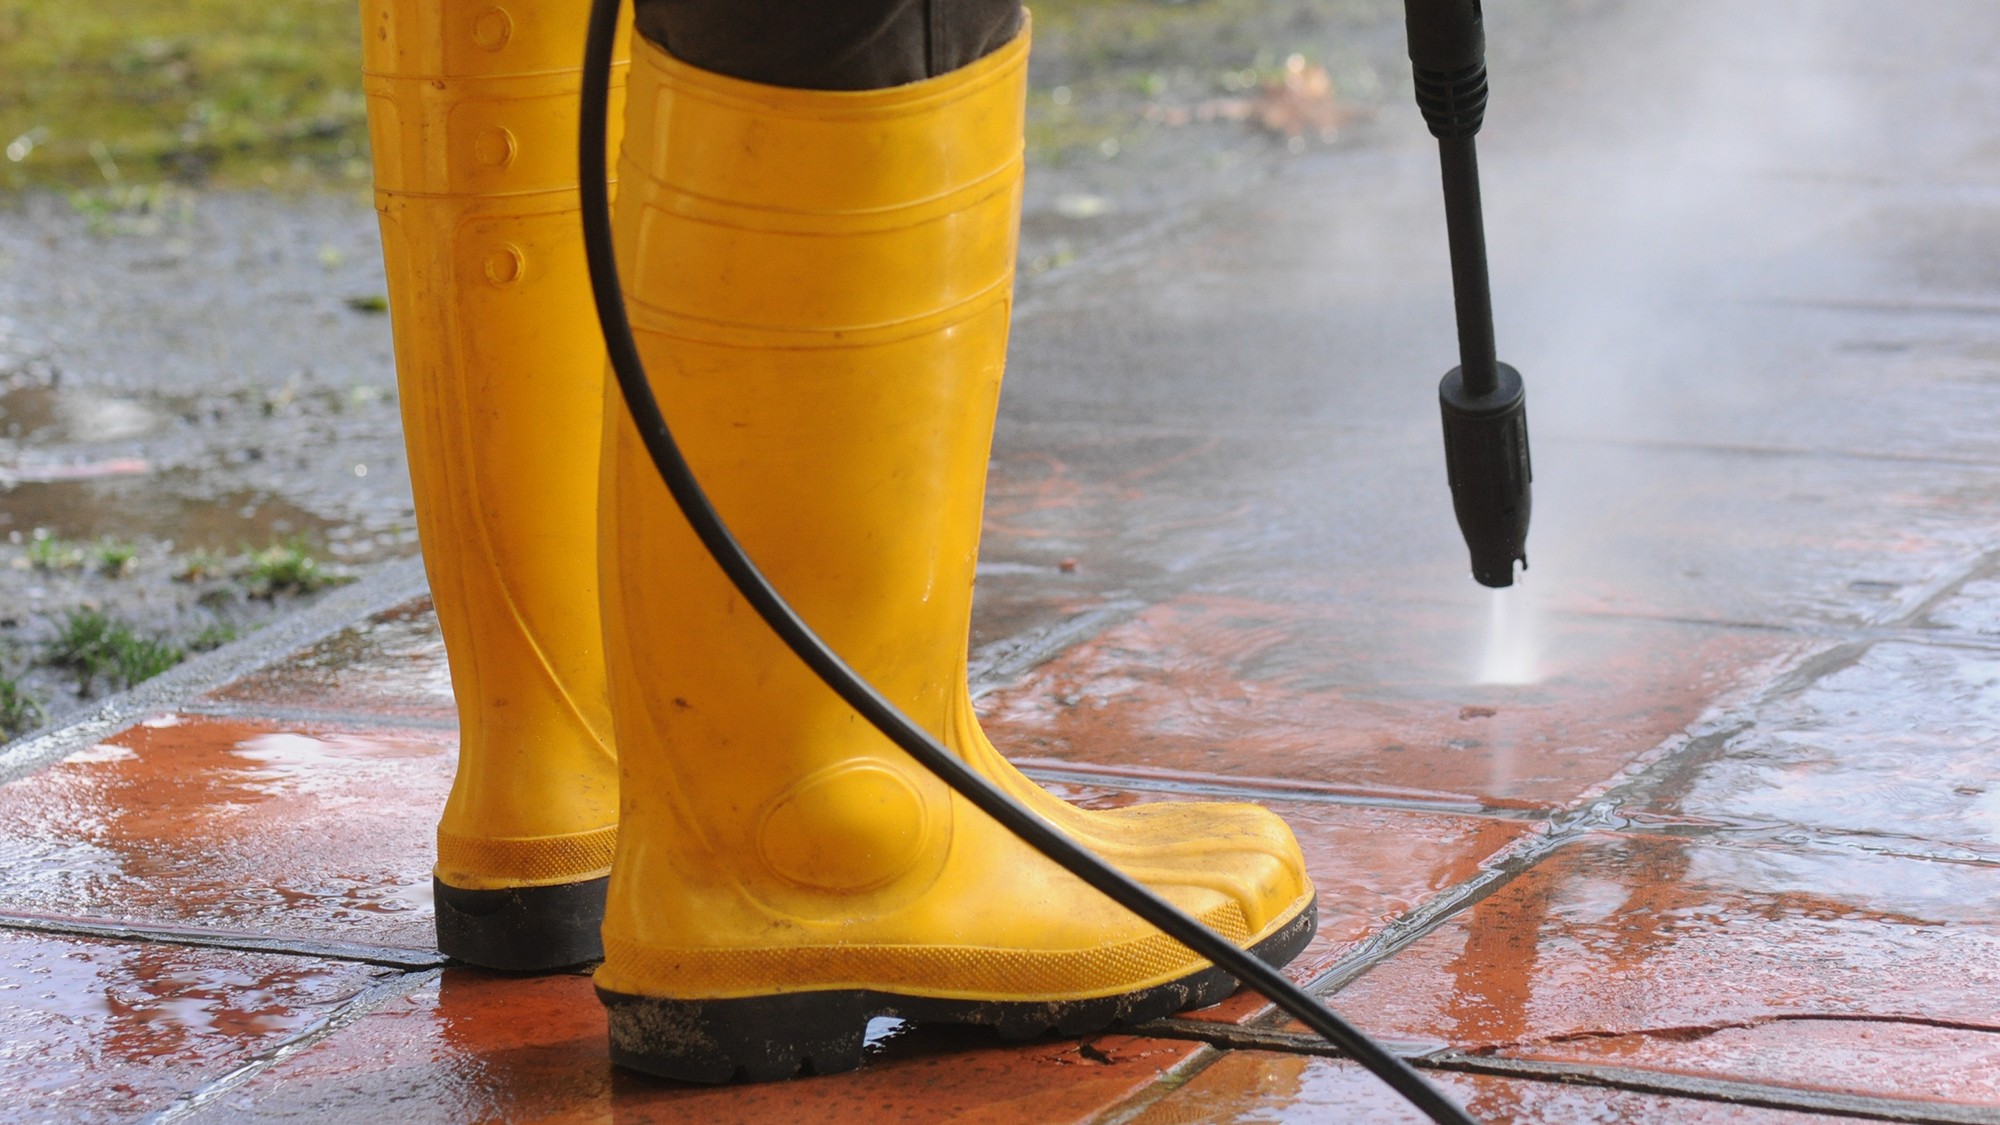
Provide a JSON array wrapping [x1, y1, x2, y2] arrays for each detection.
[[1043, 777, 1529, 1024], [0, 928, 395, 1121], [1514, 441, 2000, 632], [1322, 832, 2000, 1104], [979, 416, 1996, 636], [1507, 1020, 2000, 1107], [1121, 1051, 1835, 1124], [0, 716, 449, 949], [1644, 640, 2000, 859], [982, 594, 1793, 807], [205, 598, 455, 723], [209, 968, 1206, 1123]]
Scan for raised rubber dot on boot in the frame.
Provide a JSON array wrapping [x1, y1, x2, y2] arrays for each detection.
[[757, 762, 929, 892], [472, 8, 513, 51], [485, 245, 524, 286], [475, 127, 517, 169]]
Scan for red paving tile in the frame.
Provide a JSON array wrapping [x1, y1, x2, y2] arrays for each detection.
[[1644, 639, 2000, 857], [1323, 832, 2000, 1104], [1120, 1051, 1835, 1123], [209, 968, 1206, 1124], [1506, 1021, 2000, 1108], [0, 716, 450, 950], [1516, 441, 2000, 632], [0, 928, 394, 1122], [981, 594, 1794, 808], [1044, 777, 1530, 1024], [204, 599, 455, 723]]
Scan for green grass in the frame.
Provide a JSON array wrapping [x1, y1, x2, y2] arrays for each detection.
[[44, 608, 184, 695], [0, 0, 368, 189], [92, 538, 138, 577], [0, 674, 44, 739], [45, 608, 115, 694], [238, 535, 345, 597], [113, 633, 184, 684], [189, 620, 238, 652], [175, 547, 230, 583], [1, 0, 1416, 191], [26, 533, 84, 571]]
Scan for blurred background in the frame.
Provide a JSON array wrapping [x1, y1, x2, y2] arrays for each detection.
[[0, 0, 1527, 735]]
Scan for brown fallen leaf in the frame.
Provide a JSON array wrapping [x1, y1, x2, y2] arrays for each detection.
[[1142, 55, 1357, 143], [1254, 54, 1354, 141]]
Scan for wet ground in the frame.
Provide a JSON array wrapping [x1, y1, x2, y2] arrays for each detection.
[[6, 0, 2000, 1119], [0, 0, 1429, 733]]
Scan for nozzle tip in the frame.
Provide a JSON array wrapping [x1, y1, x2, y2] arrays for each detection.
[[1471, 555, 1524, 588], [1440, 363, 1532, 591]]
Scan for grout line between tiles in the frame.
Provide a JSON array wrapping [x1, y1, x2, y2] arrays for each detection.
[[1139, 1019, 1436, 1059], [13, 481, 1991, 1123], [177, 700, 460, 731], [968, 598, 1149, 699], [1119, 1021, 2000, 1124], [0, 911, 448, 970], [1014, 761, 1541, 820], [1130, 542, 2000, 1115], [1244, 641, 1831, 1025], [140, 967, 443, 1124], [1284, 802, 1613, 1005], [1423, 1053, 2000, 1125], [1085, 1042, 1228, 1125]]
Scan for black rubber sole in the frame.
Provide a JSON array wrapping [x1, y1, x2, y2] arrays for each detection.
[[434, 875, 608, 972], [600, 896, 1318, 1083]]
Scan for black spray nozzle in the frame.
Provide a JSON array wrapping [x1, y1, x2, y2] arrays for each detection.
[[1440, 362, 1531, 587], [1406, 0, 1489, 140], [1405, 0, 1531, 588], [1404, 0, 1486, 75]]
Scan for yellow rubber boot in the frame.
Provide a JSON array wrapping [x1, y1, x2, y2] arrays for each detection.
[[361, 0, 628, 969], [595, 25, 1317, 1081]]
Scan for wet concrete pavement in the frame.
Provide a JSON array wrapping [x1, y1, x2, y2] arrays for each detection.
[[6, 0, 2000, 1119]]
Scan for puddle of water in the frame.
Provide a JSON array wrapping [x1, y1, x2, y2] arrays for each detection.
[[0, 719, 449, 947], [0, 929, 383, 1116], [0, 477, 334, 550], [1675, 642, 2000, 854], [228, 731, 438, 800], [0, 385, 159, 444]]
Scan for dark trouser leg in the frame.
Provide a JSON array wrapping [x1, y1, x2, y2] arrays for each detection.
[[632, 0, 1022, 90]]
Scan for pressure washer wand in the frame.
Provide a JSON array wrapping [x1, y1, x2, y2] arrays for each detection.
[[1405, 0, 1533, 588]]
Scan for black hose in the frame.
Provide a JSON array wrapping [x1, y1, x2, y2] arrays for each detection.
[[575, 5, 1476, 1121]]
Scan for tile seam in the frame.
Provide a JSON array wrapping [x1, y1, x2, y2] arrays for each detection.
[[1276, 807, 1602, 1006], [1235, 645, 1815, 1021], [1128, 1024, 2000, 1124], [994, 418, 2000, 470], [176, 700, 461, 731], [139, 967, 443, 1124], [967, 597, 1149, 699], [967, 599, 1543, 819], [0, 911, 449, 970], [1014, 762, 1540, 819], [1572, 541, 2000, 849], [1082, 1042, 1228, 1125], [1425, 1053, 2000, 1125], [1601, 819, 2000, 872], [1557, 430, 2000, 470]]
